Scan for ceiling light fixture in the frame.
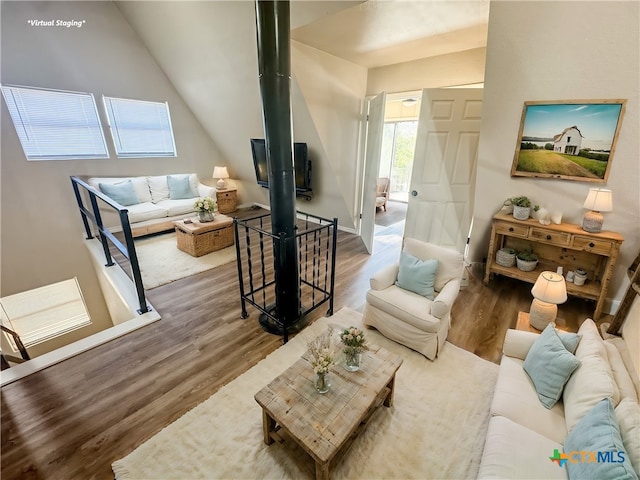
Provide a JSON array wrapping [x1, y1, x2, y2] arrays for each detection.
[[402, 98, 418, 107]]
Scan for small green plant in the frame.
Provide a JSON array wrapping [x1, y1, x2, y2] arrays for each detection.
[[517, 249, 538, 262], [533, 205, 540, 212], [511, 196, 531, 208]]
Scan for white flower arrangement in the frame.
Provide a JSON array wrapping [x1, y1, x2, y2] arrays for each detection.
[[194, 197, 216, 213], [340, 326, 369, 353], [306, 327, 335, 375]]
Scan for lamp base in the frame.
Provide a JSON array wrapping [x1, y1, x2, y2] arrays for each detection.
[[529, 298, 558, 330], [582, 210, 603, 233], [216, 178, 227, 189]]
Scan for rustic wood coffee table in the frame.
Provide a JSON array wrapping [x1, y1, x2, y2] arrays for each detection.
[[254, 342, 403, 480]]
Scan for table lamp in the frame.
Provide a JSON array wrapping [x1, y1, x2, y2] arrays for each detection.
[[213, 166, 229, 189], [529, 271, 568, 330], [582, 188, 612, 233]]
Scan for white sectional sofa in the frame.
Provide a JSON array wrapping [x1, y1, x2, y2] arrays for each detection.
[[478, 311, 640, 480], [87, 174, 215, 237]]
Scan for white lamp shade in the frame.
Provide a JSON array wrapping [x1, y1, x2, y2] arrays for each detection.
[[583, 188, 612, 212], [212, 166, 229, 180], [531, 271, 567, 305]]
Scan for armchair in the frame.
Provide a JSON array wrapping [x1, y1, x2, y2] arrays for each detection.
[[375, 177, 390, 211], [363, 238, 464, 359]]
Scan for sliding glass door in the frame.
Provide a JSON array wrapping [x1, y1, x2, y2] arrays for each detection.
[[379, 120, 418, 202]]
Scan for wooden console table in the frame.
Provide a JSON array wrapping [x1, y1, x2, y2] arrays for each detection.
[[484, 213, 623, 320]]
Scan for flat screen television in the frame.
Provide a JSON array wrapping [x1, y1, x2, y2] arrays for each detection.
[[250, 138, 312, 193]]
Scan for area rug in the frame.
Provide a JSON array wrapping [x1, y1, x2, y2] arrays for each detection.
[[112, 307, 499, 479], [134, 233, 237, 289]]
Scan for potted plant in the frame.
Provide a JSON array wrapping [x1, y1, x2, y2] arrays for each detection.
[[516, 249, 538, 271], [194, 196, 216, 222], [511, 196, 532, 220]]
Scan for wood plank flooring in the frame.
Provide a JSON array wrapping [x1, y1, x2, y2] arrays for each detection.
[[0, 209, 609, 479]]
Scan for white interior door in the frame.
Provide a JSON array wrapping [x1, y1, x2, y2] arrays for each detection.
[[404, 88, 483, 253], [360, 92, 386, 254]]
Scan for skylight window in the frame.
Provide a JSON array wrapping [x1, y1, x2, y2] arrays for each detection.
[[0, 84, 109, 160], [103, 96, 177, 158]]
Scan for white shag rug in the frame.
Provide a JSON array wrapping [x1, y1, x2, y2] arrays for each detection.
[[134, 233, 236, 289], [112, 307, 498, 480]]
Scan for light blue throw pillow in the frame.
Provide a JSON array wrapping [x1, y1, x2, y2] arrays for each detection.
[[564, 398, 638, 480], [167, 175, 197, 200], [395, 252, 438, 300], [99, 180, 140, 206], [558, 330, 582, 354], [523, 323, 580, 409]]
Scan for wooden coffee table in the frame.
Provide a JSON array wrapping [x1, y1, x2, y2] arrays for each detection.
[[254, 341, 403, 480]]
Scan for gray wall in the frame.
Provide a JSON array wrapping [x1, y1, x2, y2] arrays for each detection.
[[472, 1, 639, 309], [0, 1, 224, 353]]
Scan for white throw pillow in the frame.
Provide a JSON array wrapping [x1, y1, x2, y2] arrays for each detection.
[[147, 175, 170, 203], [615, 398, 640, 477], [563, 318, 620, 432]]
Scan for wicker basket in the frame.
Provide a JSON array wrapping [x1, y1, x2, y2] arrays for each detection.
[[216, 190, 237, 214], [496, 248, 517, 267], [516, 257, 538, 272], [176, 223, 234, 257]]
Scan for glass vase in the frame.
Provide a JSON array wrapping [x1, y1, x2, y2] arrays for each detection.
[[198, 211, 214, 223], [344, 348, 362, 372], [315, 371, 331, 394]]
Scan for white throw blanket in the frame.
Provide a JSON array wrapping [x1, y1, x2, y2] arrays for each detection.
[[112, 307, 498, 479]]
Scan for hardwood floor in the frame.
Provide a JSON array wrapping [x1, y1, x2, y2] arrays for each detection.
[[0, 212, 610, 479]]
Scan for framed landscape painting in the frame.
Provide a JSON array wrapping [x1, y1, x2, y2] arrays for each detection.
[[511, 99, 626, 183]]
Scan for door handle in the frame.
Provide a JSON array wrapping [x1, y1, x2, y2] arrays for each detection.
[[411, 190, 418, 197]]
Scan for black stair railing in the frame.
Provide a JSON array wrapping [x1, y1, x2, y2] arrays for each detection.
[[0, 325, 31, 369], [70, 176, 150, 315], [235, 212, 337, 343]]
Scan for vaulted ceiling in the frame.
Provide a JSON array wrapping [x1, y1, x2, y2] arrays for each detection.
[[291, 0, 489, 68]]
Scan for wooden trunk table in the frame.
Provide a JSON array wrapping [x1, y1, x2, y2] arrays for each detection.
[[254, 343, 403, 480], [173, 214, 234, 257]]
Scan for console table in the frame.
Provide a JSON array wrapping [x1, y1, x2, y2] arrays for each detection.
[[484, 213, 623, 320]]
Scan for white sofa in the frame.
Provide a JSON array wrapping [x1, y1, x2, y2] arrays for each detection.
[[87, 174, 215, 237], [478, 312, 640, 479]]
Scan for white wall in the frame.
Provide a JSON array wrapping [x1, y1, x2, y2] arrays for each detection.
[[0, 1, 224, 352], [472, 1, 639, 309], [366, 47, 486, 95], [291, 41, 368, 228]]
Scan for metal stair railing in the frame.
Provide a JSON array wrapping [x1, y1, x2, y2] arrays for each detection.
[[235, 211, 337, 342], [70, 176, 150, 315], [1, 325, 30, 370]]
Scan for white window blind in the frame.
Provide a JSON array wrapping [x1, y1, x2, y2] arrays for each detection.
[[0, 278, 92, 351], [1, 84, 108, 160], [103, 96, 177, 158]]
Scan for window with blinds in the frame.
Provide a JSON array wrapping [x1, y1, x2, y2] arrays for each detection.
[[1, 84, 109, 160], [103, 96, 177, 158], [0, 278, 92, 352]]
